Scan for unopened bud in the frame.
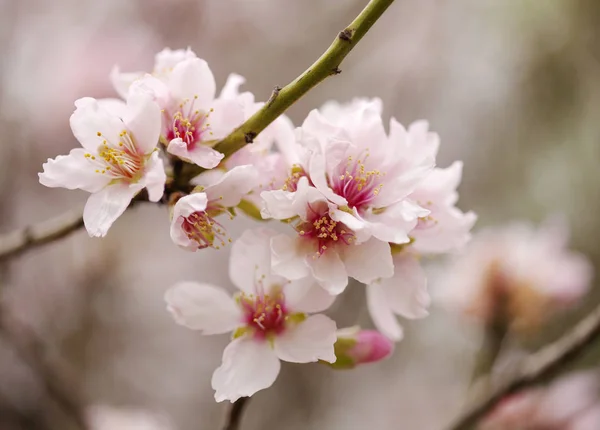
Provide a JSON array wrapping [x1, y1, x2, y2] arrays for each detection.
[[327, 327, 394, 370]]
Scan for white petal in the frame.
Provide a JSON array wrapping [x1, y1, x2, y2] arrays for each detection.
[[342, 238, 393, 284], [274, 314, 337, 363], [260, 189, 297, 220], [83, 183, 141, 237], [168, 58, 216, 109], [307, 147, 347, 206], [129, 74, 171, 108], [70, 97, 125, 152], [212, 338, 280, 403], [271, 234, 310, 280], [123, 92, 161, 154], [154, 47, 196, 72], [283, 278, 336, 313], [378, 254, 430, 319], [97, 98, 128, 118], [164, 282, 241, 334], [219, 73, 247, 99], [172, 193, 209, 219], [230, 228, 282, 294], [166, 138, 224, 169], [307, 250, 348, 295], [109, 65, 142, 99], [206, 97, 246, 140], [141, 151, 166, 202], [169, 218, 196, 251], [366, 284, 404, 341], [205, 165, 258, 207], [39, 148, 110, 193]]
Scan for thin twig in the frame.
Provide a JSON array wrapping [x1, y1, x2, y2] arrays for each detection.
[[448, 302, 600, 430], [0, 210, 84, 262], [179, 0, 396, 183], [221, 397, 250, 430]]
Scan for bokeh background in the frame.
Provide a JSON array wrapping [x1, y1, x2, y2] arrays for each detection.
[[1, 0, 600, 429]]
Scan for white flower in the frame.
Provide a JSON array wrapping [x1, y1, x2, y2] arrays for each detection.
[[87, 405, 174, 430], [110, 47, 197, 99], [131, 59, 252, 169], [165, 228, 337, 402], [366, 252, 430, 341], [262, 177, 394, 295], [39, 93, 165, 237], [170, 165, 258, 250], [438, 218, 593, 331], [295, 98, 436, 245]]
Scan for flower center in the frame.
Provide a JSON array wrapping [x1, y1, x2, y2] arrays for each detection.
[[180, 205, 231, 250], [282, 164, 307, 192], [331, 152, 384, 209], [238, 288, 288, 339], [86, 130, 145, 181], [295, 203, 355, 257], [164, 96, 212, 149]]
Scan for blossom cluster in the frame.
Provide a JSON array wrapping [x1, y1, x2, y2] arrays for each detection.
[[38, 48, 476, 402]]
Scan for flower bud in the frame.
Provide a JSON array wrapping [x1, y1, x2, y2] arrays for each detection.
[[327, 327, 394, 370]]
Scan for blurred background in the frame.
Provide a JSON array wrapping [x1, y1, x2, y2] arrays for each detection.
[[1, 0, 600, 429]]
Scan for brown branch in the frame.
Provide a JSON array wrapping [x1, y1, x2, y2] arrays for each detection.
[[0, 210, 84, 263], [448, 302, 600, 430], [221, 397, 250, 430]]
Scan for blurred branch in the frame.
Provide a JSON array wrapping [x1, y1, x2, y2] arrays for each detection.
[[0, 210, 84, 263], [448, 301, 600, 430], [222, 398, 250, 430], [177, 0, 396, 185]]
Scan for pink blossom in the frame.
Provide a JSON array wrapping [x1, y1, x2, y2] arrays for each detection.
[[439, 218, 593, 331], [116, 48, 253, 169], [170, 165, 258, 250], [480, 372, 600, 430], [165, 228, 337, 402], [39, 93, 165, 237]]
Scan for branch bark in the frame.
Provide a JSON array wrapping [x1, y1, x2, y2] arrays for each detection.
[[221, 397, 250, 430], [448, 302, 600, 430], [0, 210, 84, 262]]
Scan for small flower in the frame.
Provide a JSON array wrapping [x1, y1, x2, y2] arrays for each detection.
[[328, 326, 394, 369], [262, 177, 394, 295], [165, 228, 337, 402], [439, 218, 593, 332], [131, 58, 252, 169], [480, 372, 600, 430], [87, 405, 175, 430], [39, 93, 165, 237], [170, 165, 258, 250], [366, 252, 431, 341]]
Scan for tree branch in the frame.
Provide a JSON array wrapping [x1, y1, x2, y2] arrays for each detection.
[[2, 0, 396, 262], [448, 302, 600, 430], [221, 397, 250, 430], [0, 210, 84, 263], [178, 0, 396, 184]]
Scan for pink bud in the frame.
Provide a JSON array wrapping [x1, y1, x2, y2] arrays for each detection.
[[348, 330, 394, 364], [329, 328, 394, 369]]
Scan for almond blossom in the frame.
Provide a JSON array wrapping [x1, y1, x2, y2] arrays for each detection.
[[480, 372, 600, 430], [165, 228, 337, 402], [439, 218, 593, 332], [128, 55, 251, 169], [39, 92, 165, 237], [263, 176, 394, 294], [170, 165, 258, 250]]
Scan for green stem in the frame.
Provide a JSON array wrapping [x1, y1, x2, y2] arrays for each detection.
[[179, 0, 395, 184]]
